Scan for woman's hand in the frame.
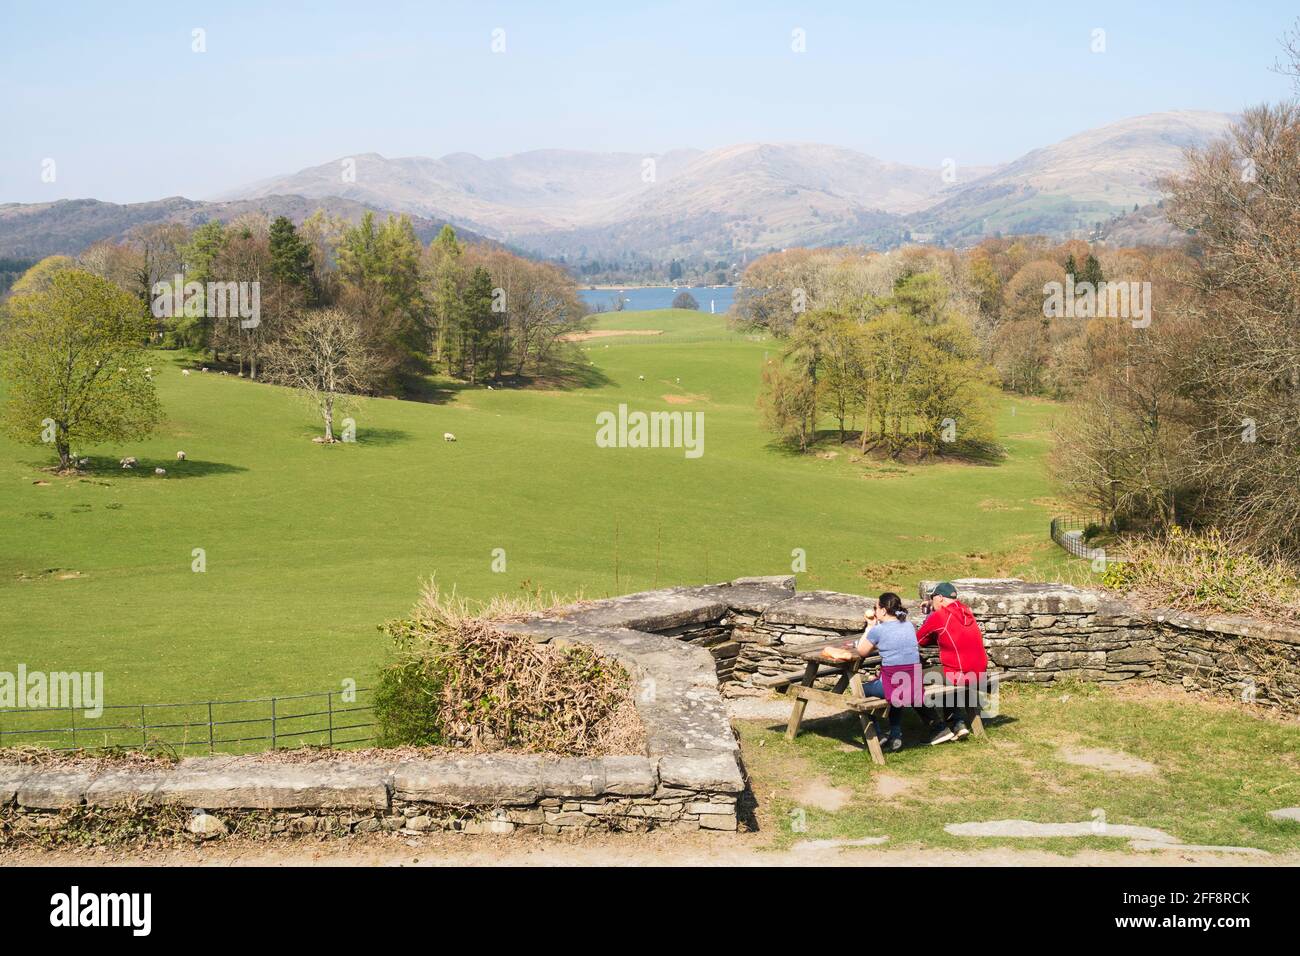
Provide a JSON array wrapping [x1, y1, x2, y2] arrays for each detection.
[[821, 646, 855, 662]]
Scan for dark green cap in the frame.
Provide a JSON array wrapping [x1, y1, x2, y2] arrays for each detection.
[[930, 582, 958, 598]]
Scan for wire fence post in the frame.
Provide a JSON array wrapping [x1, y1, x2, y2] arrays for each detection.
[[207, 702, 215, 754], [69, 706, 77, 750], [271, 697, 277, 750], [140, 705, 147, 748], [327, 691, 334, 748]]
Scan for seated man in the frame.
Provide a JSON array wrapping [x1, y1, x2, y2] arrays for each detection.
[[915, 581, 988, 743]]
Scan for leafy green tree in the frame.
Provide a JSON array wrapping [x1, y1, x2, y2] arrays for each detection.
[[1, 269, 161, 470], [426, 225, 464, 374], [336, 213, 427, 383]]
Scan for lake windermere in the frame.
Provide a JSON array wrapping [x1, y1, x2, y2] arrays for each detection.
[[579, 285, 736, 313]]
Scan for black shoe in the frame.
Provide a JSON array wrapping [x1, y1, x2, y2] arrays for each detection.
[[882, 735, 903, 753], [929, 727, 955, 746], [952, 721, 970, 740]]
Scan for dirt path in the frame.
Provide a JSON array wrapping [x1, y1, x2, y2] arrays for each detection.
[[7, 832, 1294, 867]]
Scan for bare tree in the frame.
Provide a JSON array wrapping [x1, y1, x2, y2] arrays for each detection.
[[264, 309, 380, 443]]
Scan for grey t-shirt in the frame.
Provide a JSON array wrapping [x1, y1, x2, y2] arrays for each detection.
[[863, 619, 920, 667]]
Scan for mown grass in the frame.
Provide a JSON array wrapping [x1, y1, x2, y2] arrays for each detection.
[[739, 681, 1300, 855], [0, 309, 1070, 707]]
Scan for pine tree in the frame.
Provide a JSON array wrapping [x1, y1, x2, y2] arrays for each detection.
[[268, 216, 317, 304], [1081, 254, 1104, 288], [463, 266, 495, 384], [428, 225, 464, 374]]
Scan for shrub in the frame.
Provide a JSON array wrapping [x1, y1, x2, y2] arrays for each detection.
[[373, 582, 642, 753], [1102, 527, 1300, 625], [671, 291, 699, 310]]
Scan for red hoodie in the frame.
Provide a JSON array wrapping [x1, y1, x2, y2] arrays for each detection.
[[916, 600, 987, 682]]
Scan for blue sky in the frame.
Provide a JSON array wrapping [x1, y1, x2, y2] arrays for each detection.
[[1, 0, 1294, 204]]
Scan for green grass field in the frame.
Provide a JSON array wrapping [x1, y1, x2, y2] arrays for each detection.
[[0, 309, 1076, 708]]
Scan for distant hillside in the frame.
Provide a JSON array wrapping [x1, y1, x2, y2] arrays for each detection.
[[221, 143, 962, 260], [0, 195, 491, 259], [7, 110, 1238, 262], [908, 111, 1235, 244]]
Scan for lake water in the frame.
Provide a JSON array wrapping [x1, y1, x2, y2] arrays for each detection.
[[580, 285, 736, 314]]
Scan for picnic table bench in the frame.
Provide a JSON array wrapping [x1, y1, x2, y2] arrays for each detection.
[[777, 638, 986, 765]]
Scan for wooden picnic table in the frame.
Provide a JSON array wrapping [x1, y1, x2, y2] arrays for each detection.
[[778, 637, 889, 764], [777, 638, 987, 764]]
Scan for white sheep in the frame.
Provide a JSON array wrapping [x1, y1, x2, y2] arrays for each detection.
[[154, 467, 166, 477], [638, 374, 645, 381], [176, 451, 187, 461], [182, 369, 191, 376], [120, 457, 137, 469], [77, 457, 89, 468], [443, 433, 456, 442], [201, 367, 209, 373]]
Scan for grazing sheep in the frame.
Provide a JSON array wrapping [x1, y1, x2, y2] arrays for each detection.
[[443, 433, 456, 442], [220, 370, 229, 376], [77, 458, 89, 468], [154, 467, 166, 477], [201, 367, 209, 373], [182, 369, 191, 376], [176, 451, 187, 461], [120, 457, 137, 469], [638, 374, 645, 381]]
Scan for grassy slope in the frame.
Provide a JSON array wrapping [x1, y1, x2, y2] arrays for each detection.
[[0, 310, 1075, 705]]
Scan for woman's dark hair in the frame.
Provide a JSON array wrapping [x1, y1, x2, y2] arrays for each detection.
[[877, 592, 908, 621]]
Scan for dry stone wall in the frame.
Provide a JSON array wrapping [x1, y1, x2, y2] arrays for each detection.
[[3, 575, 1295, 845]]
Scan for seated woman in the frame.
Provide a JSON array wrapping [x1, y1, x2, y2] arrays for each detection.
[[824, 592, 922, 752]]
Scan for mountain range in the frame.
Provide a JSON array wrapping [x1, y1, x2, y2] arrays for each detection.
[[0, 110, 1235, 263]]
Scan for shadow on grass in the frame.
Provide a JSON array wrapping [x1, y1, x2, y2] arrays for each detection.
[[401, 359, 614, 402], [767, 709, 1017, 751], [73, 457, 248, 480], [292, 425, 414, 447]]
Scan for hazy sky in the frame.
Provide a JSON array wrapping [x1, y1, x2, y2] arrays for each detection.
[[2, 0, 1295, 204]]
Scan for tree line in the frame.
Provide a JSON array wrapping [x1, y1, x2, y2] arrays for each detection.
[[61, 211, 589, 392]]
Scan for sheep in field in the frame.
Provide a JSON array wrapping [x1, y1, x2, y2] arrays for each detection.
[[120, 457, 137, 469], [182, 369, 191, 376], [443, 433, 456, 442], [154, 467, 166, 477], [176, 451, 187, 461]]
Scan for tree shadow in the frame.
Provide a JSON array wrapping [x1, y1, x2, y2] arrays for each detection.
[[399, 374, 475, 405], [292, 424, 413, 447], [73, 457, 248, 480], [399, 360, 614, 403]]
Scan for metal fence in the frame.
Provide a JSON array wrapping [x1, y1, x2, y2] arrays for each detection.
[[0, 687, 375, 755], [1050, 515, 1124, 563]]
